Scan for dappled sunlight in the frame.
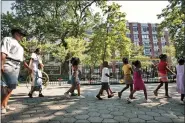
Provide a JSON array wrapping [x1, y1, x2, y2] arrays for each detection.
[[2, 83, 184, 123]]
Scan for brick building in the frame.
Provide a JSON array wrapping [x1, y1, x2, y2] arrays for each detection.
[[126, 21, 169, 58]]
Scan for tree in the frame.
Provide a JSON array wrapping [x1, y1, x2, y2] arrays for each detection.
[[157, 0, 185, 58], [86, 2, 131, 64]]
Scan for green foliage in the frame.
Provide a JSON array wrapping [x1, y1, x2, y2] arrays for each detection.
[[157, 0, 185, 57], [86, 2, 132, 65]]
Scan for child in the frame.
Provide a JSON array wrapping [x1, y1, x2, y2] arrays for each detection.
[[176, 57, 185, 104], [96, 61, 114, 100], [118, 58, 134, 99], [64, 57, 84, 99], [28, 48, 44, 98], [127, 60, 148, 103], [153, 54, 175, 98]]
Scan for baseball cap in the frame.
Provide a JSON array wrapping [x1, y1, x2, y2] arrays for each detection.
[[11, 28, 27, 36]]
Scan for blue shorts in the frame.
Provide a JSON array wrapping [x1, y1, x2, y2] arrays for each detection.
[[71, 76, 80, 87], [1, 63, 20, 90]]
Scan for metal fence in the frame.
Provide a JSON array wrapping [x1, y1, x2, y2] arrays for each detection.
[[48, 65, 176, 85], [19, 64, 176, 85]]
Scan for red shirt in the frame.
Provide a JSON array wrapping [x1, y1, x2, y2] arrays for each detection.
[[158, 61, 168, 74]]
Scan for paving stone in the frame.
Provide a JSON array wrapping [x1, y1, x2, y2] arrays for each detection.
[[75, 110, 89, 115], [60, 117, 76, 123], [146, 120, 159, 123], [129, 118, 145, 123], [88, 117, 103, 122], [146, 111, 161, 117], [132, 111, 145, 115], [88, 112, 100, 117], [171, 118, 185, 123], [100, 114, 114, 119], [110, 111, 124, 116], [161, 113, 179, 119], [138, 115, 154, 121], [22, 110, 37, 114], [75, 115, 89, 120], [48, 121, 60, 123], [102, 119, 118, 123], [22, 117, 40, 122], [124, 112, 137, 118], [75, 120, 90, 123], [99, 109, 110, 114], [7, 119, 23, 123], [54, 111, 66, 116], [114, 116, 129, 122], [154, 116, 173, 122], [50, 116, 65, 121]]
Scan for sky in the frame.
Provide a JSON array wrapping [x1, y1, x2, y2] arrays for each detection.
[[1, 1, 169, 23]]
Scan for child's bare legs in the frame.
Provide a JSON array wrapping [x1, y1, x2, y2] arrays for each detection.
[[118, 84, 129, 98], [96, 88, 103, 100], [181, 94, 185, 101], [165, 83, 171, 98], [66, 85, 75, 94], [154, 82, 163, 96], [129, 90, 136, 99], [77, 84, 80, 96], [129, 84, 136, 99], [143, 88, 147, 100]]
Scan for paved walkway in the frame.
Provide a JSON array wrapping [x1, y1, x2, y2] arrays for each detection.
[[1, 83, 184, 123]]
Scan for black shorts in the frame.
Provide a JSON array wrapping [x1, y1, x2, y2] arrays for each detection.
[[101, 83, 109, 90]]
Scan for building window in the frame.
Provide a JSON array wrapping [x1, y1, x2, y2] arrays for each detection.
[[154, 42, 158, 46], [162, 42, 166, 46], [144, 42, 150, 46], [152, 27, 157, 32], [126, 34, 130, 38], [142, 26, 148, 32], [153, 34, 157, 40], [142, 34, 149, 39], [134, 34, 138, 39], [133, 26, 138, 32]]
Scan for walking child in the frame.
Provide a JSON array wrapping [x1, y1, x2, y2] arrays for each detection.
[[28, 48, 44, 98], [64, 57, 84, 99], [118, 58, 134, 99], [96, 61, 114, 100], [176, 57, 185, 104], [127, 60, 148, 103], [153, 54, 175, 98]]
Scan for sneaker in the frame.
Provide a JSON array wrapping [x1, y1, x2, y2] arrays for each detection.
[[164, 95, 172, 98], [1, 108, 6, 114], [77, 95, 85, 99], [96, 95, 103, 100], [71, 93, 78, 96], [64, 93, 70, 98], [39, 94, 44, 97], [144, 99, 152, 103], [118, 92, 122, 98], [153, 91, 158, 96], [108, 95, 114, 98], [28, 93, 33, 98], [127, 98, 132, 104], [6, 106, 15, 111], [180, 100, 184, 105]]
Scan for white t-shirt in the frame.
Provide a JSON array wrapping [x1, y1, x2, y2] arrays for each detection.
[[1, 37, 24, 62], [30, 53, 42, 71], [101, 67, 109, 83]]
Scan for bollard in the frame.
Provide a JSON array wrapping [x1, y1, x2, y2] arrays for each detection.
[[58, 78, 62, 86]]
